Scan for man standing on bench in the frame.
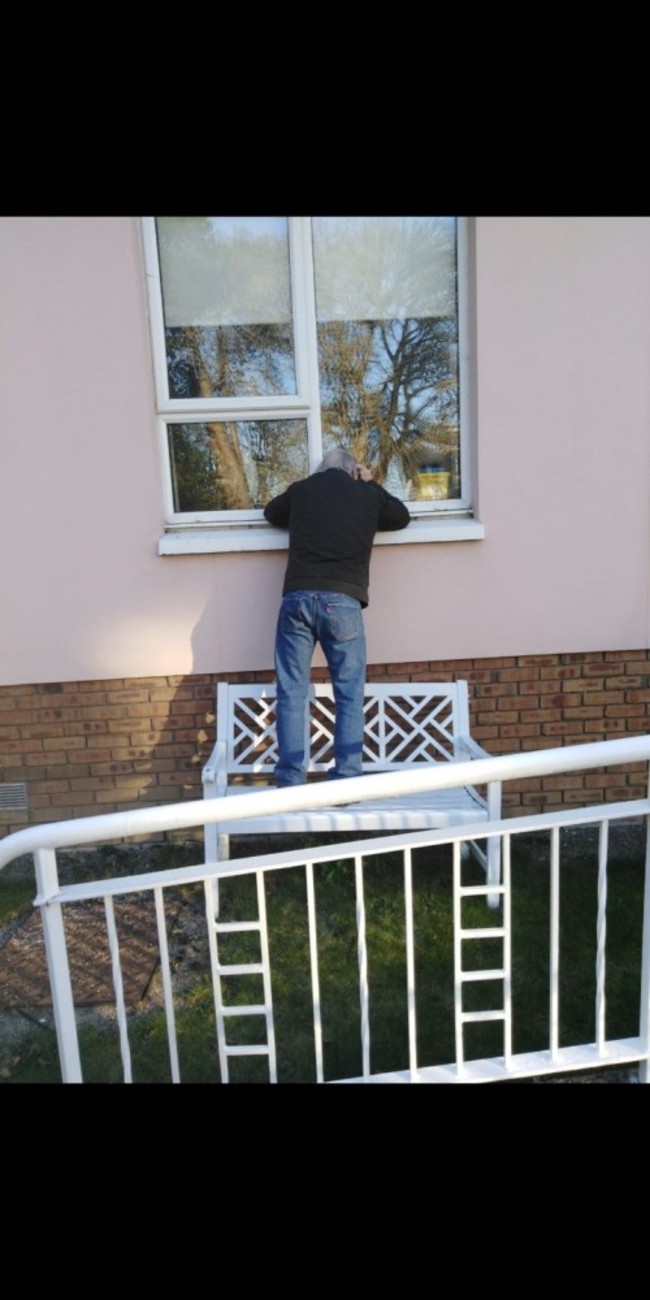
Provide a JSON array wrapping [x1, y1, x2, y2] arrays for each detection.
[[264, 450, 411, 788]]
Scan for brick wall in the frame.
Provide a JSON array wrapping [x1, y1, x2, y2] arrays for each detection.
[[1, 650, 649, 838]]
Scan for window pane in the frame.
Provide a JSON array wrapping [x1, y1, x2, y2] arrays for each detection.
[[168, 420, 309, 511], [157, 217, 297, 399], [311, 217, 460, 502]]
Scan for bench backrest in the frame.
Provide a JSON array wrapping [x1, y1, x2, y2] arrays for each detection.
[[218, 680, 471, 778]]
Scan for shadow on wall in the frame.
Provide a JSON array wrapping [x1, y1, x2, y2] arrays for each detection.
[[140, 577, 283, 837]]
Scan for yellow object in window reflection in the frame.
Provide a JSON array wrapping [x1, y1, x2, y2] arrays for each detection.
[[417, 466, 450, 500]]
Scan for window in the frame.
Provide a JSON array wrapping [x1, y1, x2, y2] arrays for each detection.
[[141, 217, 480, 552]]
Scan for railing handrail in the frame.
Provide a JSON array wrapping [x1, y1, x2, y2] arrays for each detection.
[[2, 733, 650, 871]]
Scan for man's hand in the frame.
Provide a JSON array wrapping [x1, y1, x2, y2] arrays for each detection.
[[354, 464, 373, 483]]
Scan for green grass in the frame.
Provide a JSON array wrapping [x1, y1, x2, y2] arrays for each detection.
[[0, 875, 34, 930], [1, 831, 646, 1083]]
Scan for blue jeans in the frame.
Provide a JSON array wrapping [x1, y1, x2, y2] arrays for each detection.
[[274, 591, 366, 787]]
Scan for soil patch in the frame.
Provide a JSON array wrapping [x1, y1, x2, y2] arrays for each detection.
[[0, 895, 181, 1010]]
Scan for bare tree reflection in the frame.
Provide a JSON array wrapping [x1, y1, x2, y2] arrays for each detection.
[[162, 216, 460, 505]]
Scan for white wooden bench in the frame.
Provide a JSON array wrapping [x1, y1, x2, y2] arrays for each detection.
[[201, 680, 502, 893]]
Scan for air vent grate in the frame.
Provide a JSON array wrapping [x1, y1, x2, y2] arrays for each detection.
[[0, 783, 28, 811]]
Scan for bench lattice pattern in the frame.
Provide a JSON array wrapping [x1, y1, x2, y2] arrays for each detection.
[[227, 686, 459, 775]]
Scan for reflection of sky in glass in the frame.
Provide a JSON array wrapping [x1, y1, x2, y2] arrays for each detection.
[[312, 216, 457, 320], [158, 217, 292, 327], [208, 216, 288, 238]]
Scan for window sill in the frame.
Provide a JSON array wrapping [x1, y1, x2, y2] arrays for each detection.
[[158, 516, 485, 555]]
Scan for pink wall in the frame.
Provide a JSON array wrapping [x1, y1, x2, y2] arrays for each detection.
[[1, 216, 649, 686]]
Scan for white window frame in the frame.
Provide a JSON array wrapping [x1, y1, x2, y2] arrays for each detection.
[[140, 217, 484, 554]]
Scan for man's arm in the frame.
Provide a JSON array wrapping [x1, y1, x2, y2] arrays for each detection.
[[264, 488, 291, 528], [375, 487, 411, 531], [354, 465, 410, 532]]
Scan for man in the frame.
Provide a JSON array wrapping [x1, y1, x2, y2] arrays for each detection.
[[264, 449, 411, 788]]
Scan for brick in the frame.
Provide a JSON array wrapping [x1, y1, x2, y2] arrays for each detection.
[[497, 695, 524, 709], [499, 724, 541, 738], [41, 743, 88, 754], [1, 766, 46, 781], [486, 738, 524, 753], [561, 652, 605, 663], [605, 786, 647, 800], [520, 709, 562, 724], [125, 702, 170, 718], [604, 649, 647, 661], [105, 689, 152, 704], [520, 737, 561, 751], [605, 705, 646, 718], [517, 654, 560, 665], [580, 662, 616, 677], [496, 668, 542, 682], [606, 675, 643, 689], [542, 773, 588, 790], [539, 666, 583, 680]]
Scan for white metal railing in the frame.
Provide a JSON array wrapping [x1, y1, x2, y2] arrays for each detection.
[[1, 736, 649, 1084]]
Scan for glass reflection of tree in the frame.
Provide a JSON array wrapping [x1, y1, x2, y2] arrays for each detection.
[[164, 216, 460, 508], [314, 217, 460, 497], [163, 217, 297, 510], [169, 419, 308, 513], [318, 316, 459, 491], [166, 323, 297, 509]]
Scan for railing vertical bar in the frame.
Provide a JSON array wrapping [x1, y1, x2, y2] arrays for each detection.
[[305, 861, 324, 1083], [104, 894, 132, 1084], [34, 848, 83, 1084], [639, 812, 650, 1084], [403, 846, 419, 1079], [256, 868, 277, 1083], [205, 876, 229, 1083], [595, 820, 609, 1051], [549, 826, 561, 1063], [153, 884, 180, 1084], [355, 854, 370, 1078], [453, 839, 465, 1077], [502, 833, 513, 1068]]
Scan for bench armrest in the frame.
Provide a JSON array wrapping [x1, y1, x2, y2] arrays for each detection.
[[456, 734, 501, 822], [457, 735, 492, 761], [202, 740, 227, 790]]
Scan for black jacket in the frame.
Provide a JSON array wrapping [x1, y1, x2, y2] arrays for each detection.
[[264, 468, 410, 607]]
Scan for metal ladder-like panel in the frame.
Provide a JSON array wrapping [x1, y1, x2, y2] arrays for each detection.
[[205, 871, 277, 1083], [453, 837, 512, 1076]]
